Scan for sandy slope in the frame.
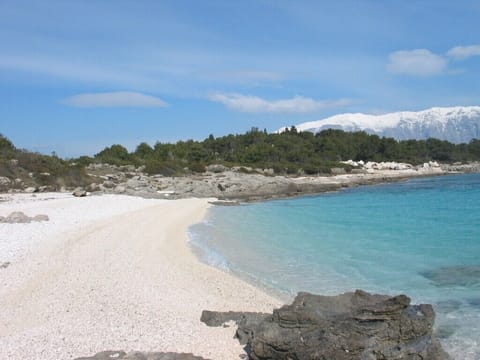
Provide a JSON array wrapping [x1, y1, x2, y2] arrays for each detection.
[[0, 194, 281, 360]]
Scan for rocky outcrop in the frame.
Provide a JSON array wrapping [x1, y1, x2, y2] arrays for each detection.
[[2, 160, 479, 201], [201, 290, 450, 360], [74, 350, 208, 360], [82, 163, 344, 200], [0, 211, 49, 223]]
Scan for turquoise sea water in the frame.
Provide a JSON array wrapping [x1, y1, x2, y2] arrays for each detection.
[[189, 173, 480, 359]]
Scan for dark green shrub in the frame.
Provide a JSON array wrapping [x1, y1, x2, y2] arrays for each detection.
[[189, 162, 206, 173]]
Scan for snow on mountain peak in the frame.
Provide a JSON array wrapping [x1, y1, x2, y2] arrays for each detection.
[[280, 106, 480, 143]]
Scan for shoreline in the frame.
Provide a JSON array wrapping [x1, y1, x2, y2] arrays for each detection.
[[0, 172, 478, 359], [0, 194, 282, 360], [187, 172, 461, 303], [192, 172, 480, 360], [4, 161, 479, 204], [79, 161, 480, 202]]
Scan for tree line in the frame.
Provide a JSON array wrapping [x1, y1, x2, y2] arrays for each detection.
[[92, 127, 480, 175], [2, 128, 480, 179]]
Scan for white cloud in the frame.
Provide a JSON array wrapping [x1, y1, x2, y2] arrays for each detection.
[[209, 93, 351, 113], [387, 49, 448, 76], [63, 91, 168, 108], [447, 45, 480, 60]]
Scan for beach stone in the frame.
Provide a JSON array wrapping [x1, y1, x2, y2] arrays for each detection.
[[74, 351, 208, 360], [202, 290, 450, 360], [24, 186, 37, 193], [4, 211, 31, 223], [32, 214, 49, 222], [73, 188, 87, 197], [0, 211, 49, 223]]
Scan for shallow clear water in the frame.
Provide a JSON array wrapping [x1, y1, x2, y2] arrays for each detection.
[[189, 173, 480, 359]]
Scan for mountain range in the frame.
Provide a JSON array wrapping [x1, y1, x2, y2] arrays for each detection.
[[281, 106, 480, 144]]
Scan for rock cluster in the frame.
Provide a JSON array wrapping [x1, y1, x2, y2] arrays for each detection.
[[83, 163, 340, 200], [2, 161, 479, 201], [202, 290, 450, 360], [0, 211, 49, 223], [74, 350, 208, 360]]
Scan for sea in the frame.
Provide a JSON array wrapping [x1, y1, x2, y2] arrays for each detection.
[[188, 173, 480, 359]]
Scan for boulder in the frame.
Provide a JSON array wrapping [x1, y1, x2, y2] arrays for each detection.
[[72, 188, 87, 197], [201, 290, 450, 360], [0, 176, 11, 190], [74, 350, 208, 360], [102, 180, 116, 188], [206, 164, 228, 173], [24, 186, 37, 193], [331, 167, 347, 175], [88, 183, 100, 192], [114, 185, 126, 193]]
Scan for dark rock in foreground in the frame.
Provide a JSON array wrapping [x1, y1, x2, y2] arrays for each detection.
[[202, 290, 450, 360], [75, 350, 208, 360]]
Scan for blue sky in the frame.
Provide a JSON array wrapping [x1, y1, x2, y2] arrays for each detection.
[[1, 0, 480, 157]]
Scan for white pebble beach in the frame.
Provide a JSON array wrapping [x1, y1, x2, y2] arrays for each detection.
[[0, 193, 282, 360]]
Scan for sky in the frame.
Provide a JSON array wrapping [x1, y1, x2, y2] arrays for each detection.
[[1, 0, 480, 157]]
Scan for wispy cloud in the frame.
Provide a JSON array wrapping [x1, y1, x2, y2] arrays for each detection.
[[0, 54, 158, 89], [387, 49, 448, 76], [209, 93, 352, 113], [62, 91, 168, 108], [388, 44, 480, 77], [447, 45, 480, 60]]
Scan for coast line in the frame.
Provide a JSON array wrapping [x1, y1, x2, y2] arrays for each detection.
[[0, 194, 281, 360]]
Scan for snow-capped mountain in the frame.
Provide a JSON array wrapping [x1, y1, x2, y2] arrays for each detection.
[[281, 106, 480, 143]]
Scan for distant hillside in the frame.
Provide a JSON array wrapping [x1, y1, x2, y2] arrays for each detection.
[[280, 106, 480, 144], [2, 126, 480, 193]]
